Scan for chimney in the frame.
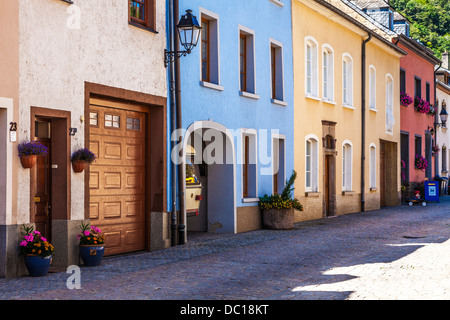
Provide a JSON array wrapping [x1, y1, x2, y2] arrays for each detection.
[[443, 50, 449, 70]]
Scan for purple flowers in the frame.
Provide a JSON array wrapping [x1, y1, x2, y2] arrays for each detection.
[[19, 225, 54, 257], [18, 141, 48, 157], [400, 91, 413, 106], [77, 222, 105, 245], [71, 148, 97, 163], [415, 154, 428, 171], [414, 97, 435, 116]]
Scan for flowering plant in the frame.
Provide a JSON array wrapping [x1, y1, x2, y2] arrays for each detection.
[[400, 91, 413, 106], [427, 103, 436, 116], [414, 97, 430, 114], [77, 222, 105, 245], [71, 148, 97, 163], [19, 225, 54, 257], [18, 141, 48, 157], [432, 145, 440, 153], [415, 154, 428, 171], [259, 170, 303, 211]]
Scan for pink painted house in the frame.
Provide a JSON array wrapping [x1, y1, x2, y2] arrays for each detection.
[[394, 34, 441, 191]]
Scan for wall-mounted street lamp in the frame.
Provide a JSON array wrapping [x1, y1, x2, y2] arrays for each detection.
[[165, 10, 202, 68], [429, 108, 448, 136]]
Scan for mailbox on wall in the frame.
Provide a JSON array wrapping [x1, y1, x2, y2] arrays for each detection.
[[424, 181, 439, 203]]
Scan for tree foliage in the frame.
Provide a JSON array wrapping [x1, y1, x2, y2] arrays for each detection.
[[390, 0, 450, 58]]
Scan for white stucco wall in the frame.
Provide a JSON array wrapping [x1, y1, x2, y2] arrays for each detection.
[[436, 86, 450, 179], [16, 0, 167, 223]]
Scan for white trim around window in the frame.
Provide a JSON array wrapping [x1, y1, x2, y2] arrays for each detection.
[[342, 140, 353, 192], [305, 36, 319, 99], [369, 65, 377, 111], [322, 44, 335, 103], [369, 143, 377, 190], [305, 134, 319, 192], [238, 24, 257, 97], [199, 7, 221, 88], [342, 53, 353, 108], [385, 73, 395, 134]]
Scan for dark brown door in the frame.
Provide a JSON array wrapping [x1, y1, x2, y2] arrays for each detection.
[[325, 155, 330, 216], [380, 142, 386, 207], [34, 119, 52, 240]]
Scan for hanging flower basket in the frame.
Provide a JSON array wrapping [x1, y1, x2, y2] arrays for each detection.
[[18, 141, 48, 169], [71, 148, 97, 173]]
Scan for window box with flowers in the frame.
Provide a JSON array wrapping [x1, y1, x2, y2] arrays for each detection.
[[71, 148, 97, 173], [414, 97, 431, 114], [415, 154, 428, 171], [432, 145, 440, 155], [259, 171, 303, 230], [77, 222, 105, 266], [19, 225, 54, 277], [18, 141, 48, 169], [400, 91, 413, 107]]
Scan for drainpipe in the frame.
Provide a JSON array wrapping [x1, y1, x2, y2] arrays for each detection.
[[434, 62, 442, 178], [174, 0, 186, 245], [168, 0, 178, 246], [361, 33, 372, 213]]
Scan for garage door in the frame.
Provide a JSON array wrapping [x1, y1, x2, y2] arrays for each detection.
[[89, 103, 147, 256]]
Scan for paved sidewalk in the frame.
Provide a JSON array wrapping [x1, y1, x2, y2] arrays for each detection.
[[1, 196, 449, 300]]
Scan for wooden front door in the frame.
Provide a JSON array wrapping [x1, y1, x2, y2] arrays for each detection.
[[33, 119, 52, 240], [380, 142, 386, 207], [89, 104, 147, 256]]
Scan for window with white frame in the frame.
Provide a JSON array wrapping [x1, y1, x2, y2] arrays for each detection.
[[239, 25, 256, 95], [200, 8, 220, 87], [305, 37, 318, 98], [369, 144, 377, 189], [342, 54, 353, 107], [369, 65, 376, 110], [273, 136, 285, 194], [322, 45, 334, 101], [342, 141, 353, 191], [305, 135, 319, 192], [270, 39, 284, 102], [386, 74, 395, 133], [242, 131, 257, 198]]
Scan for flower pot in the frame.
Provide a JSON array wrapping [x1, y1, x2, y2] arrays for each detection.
[[79, 244, 105, 266], [262, 208, 295, 230], [20, 155, 37, 169], [72, 160, 87, 173], [23, 255, 52, 277]]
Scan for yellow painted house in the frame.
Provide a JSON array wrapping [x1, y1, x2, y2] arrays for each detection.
[[292, 0, 406, 221]]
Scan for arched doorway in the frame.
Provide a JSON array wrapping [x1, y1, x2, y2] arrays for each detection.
[[182, 121, 237, 239]]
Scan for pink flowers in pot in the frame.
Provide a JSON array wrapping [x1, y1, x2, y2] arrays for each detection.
[[400, 91, 413, 106]]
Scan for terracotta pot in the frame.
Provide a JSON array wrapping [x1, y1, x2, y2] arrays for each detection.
[[262, 208, 295, 230], [72, 160, 87, 173], [20, 155, 37, 169]]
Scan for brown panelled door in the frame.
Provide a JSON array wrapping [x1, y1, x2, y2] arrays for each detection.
[[89, 104, 147, 256], [34, 119, 52, 241]]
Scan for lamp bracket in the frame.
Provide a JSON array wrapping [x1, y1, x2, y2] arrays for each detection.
[[165, 49, 190, 68]]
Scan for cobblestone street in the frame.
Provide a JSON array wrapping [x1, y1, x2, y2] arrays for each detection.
[[1, 196, 449, 301]]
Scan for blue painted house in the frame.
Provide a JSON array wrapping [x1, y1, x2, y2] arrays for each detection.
[[166, 0, 295, 242]]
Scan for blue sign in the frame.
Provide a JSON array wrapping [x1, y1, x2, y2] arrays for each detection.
[[424, 181, 439, 202]]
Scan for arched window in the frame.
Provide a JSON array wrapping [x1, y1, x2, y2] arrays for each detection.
[[305, 37, 318, 97], [369, 143, 377, 189], [386, 74, 394, 133], [305, 134, 319, 191], [342, 140, 353, 191], [342, 54, 353, 107], [322, 44, 334, 101], [369, 65, 376, 110]]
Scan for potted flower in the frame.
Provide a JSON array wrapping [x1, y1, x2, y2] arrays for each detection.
[[259, 170, 303, 230], [77, 222, 105, 266], [415, 154, 428, 171], [71, 148, 97, 173], [17, 141, 48, 168], [19, 225, 54, 277], [400, 91, 413, 107]]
